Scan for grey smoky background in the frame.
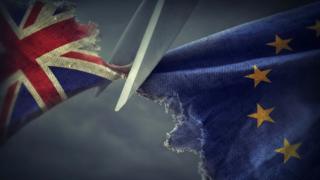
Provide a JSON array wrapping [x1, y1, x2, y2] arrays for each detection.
[[0, 0, 316, 180]]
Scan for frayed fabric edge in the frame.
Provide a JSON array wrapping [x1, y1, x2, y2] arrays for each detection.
[[138, 91, 213, 180]]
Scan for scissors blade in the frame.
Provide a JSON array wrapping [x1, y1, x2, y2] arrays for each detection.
[[115, 0, 198, 111], [110, 0, 159, 65], [96, 0, 159, 96]]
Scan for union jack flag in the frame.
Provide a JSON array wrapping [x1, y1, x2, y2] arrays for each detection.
[[0, 1, 125, 142]]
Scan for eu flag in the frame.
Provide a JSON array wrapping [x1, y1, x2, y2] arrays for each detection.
[[140, 2, 320, 179]]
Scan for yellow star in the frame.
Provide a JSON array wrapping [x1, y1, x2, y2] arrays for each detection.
[[245, 65, 271, 87], [248, 104, 274, 128], [307, 20, 320, 37], [267, 35, 293, 54], [275, 138, 302, 163]]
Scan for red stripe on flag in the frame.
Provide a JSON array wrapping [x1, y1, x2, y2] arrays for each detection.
[[0, 83, 18, 134], [61, 51, 105, 65], [62, 51, 130, 75], [21, 18, 93, 59], [23, 2, 44, 29]]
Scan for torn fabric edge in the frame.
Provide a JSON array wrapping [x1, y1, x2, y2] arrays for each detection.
[[137, 91, 212, 180]]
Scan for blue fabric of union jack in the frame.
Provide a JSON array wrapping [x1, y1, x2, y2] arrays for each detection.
[[0, 1, 125, 142]]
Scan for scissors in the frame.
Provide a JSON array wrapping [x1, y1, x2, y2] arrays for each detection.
[[99, 0, 198, 111]]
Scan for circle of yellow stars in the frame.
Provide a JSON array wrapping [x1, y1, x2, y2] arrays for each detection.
[[241, 19, 320, 163], [245, 64, 302, 163]]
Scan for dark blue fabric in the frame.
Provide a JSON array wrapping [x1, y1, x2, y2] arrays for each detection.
[[9, 84, 41, 136], [140, 2, 320, 180], [2, 0, 29, 26], [50, 67, 111, 97], [53, 2, 73, 16]]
